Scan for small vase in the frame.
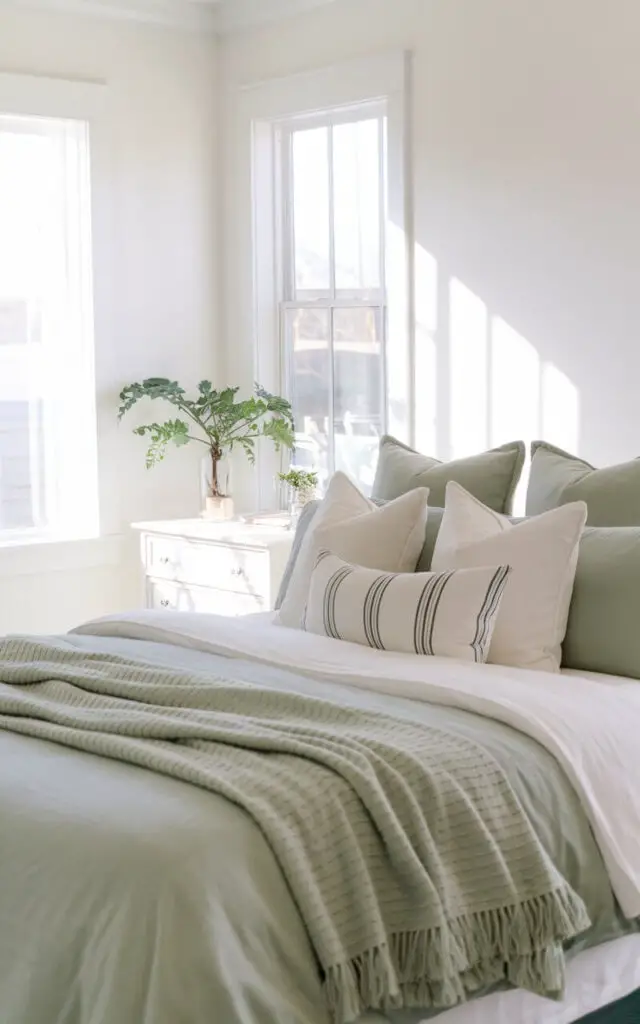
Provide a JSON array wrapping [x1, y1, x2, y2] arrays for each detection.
[[201, 454, 234, 521], [287, 484, 316, 526]]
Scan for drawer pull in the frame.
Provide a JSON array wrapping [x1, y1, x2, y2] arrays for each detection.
[[231, 567, 246, 578], [159, 556, 171, 565], [160, 599, 171, 608]]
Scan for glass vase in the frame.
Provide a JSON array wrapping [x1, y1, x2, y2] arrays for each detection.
[[200, 453, 233, 521]]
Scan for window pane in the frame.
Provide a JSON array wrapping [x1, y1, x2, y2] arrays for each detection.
[[292, 128, 331, 292], [333, 119, 382, 293], [333, 307, 383, 494], [286, 307, 331, 489], [0, 116, 97, 539], [0, 400, 44, 530]]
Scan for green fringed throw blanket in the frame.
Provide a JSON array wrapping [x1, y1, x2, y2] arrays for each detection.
[[0, 639, 590, 1022]]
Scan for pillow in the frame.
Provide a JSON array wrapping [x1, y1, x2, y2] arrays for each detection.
[[431, 481, 587, 672], [527, 441, 640, 526], [562, 527, 640, 678], [285, 490, 640, 680], [275, 500, 320, 610], [371, 435, 525, 513], [304, 550, 511, 663], [277, 472, 429, 629]]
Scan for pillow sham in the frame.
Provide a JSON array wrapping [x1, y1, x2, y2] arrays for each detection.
[[527, 441, 640, 526], [431, 482, 587, 672], [304, 550, 511, 663], [371, 435, 525, 513], [277, 472, 429, 629]]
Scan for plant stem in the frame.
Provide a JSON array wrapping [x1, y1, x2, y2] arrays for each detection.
[[225, 413, 265, 440], [175, 400, 212, 440]]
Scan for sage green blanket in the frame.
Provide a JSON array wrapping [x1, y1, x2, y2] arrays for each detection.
[[0, 638, 590, 1022]]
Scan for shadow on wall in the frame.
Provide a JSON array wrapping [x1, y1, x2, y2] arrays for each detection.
[[412, 244, 580, 511]]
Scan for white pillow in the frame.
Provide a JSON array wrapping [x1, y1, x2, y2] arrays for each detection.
[[304, 550, 511, 663], [431, 481, 587, 672], [277, 472, 429, 629]]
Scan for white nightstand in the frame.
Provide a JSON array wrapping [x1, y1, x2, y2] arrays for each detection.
[[132, 519, 294, 617]]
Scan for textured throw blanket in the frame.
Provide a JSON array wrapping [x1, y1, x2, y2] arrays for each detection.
[[0, 638, 590, 1022]]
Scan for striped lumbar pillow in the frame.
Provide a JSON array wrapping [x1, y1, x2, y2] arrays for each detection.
[[303, 551, 511, 663]]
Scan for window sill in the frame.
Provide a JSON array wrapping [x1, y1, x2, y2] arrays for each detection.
[[0, 534, 128, 578]]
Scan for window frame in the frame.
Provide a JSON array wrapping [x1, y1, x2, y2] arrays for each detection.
[[277, 102, 389, 487], [0, 73, 105, 547], [223, 51, 413, 511]]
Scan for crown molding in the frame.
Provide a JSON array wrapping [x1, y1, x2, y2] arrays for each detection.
[[215, 0, 339, 33], [0, 0, 339, 34], [0, 0, 219, 32]]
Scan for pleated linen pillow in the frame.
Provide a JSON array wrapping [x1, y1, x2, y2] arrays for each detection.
[[303, 551, 511, 663]]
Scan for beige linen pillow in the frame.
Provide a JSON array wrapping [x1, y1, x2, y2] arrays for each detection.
[[277, 472, 429, 630], [431, 482, 587, 672]]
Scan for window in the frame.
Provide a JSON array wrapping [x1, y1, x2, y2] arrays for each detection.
[[231, 52, 409, 511], [278, 106, 387, 494], [0, 114, 98, 542]]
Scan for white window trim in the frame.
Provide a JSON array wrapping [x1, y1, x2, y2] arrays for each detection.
[[0, 73, 107, 121], [0, 73, 106, 549], [222, 51, 413, 512]]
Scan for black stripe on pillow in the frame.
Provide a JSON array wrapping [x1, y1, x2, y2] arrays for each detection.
[[363, 574, 395, 650], [414, 571, 454, 655], [323, 565, 354, 639], [471, 565, 511, 663]]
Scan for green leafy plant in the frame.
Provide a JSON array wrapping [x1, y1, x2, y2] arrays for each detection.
[[278, 469, 318, 494], [118, 378, 295, 499]]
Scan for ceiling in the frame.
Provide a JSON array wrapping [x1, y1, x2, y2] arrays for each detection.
[[0, 0, 339, 32]]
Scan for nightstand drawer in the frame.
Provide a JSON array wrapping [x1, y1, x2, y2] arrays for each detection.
[[147, 577, 265, 616], [144, 534, 270, 597]]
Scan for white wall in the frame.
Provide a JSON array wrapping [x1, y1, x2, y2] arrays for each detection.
[[0, 7, 218, 633], [220, 0, 640, 497]]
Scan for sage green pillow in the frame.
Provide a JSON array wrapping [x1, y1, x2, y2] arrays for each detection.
[[562, 526, 640, 678], [527, 441, 640, 526], [371, 436, 525, 514]]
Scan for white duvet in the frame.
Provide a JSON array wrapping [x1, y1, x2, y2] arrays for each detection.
[[75, 609, 640, 920]]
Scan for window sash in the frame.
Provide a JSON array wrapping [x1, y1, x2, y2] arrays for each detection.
[[0, 114, 98, 542], [279, 102, 387, 305]]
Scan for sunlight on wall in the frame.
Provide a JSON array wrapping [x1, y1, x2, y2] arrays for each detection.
[[490, 316, 541, 447], [541, 363, 580, 454], [491, 317, 541, 513], [409, 263, 581, 491], [449, 278, 488, 459], [413, 244, 438, 455], [444, 282, 580, 513]]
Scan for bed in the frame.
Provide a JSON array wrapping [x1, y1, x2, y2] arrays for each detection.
[[0, 608, 638, 1024]]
